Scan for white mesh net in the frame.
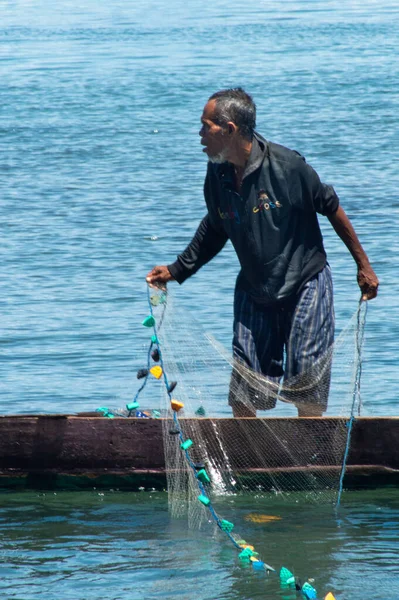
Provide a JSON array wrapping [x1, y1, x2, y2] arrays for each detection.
[[148, 286, 365, 524]]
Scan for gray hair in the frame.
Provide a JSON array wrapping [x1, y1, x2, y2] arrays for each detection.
[[209, 88, 256, 141]]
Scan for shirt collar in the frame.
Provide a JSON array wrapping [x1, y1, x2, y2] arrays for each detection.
[[214, 132, 267, 185], [244, 132, 267, 178]]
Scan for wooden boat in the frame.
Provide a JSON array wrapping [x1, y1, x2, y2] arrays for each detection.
[[0, 415, 397, 490]]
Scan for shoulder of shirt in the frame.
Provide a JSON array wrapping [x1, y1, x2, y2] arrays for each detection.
[[264, 138, 307, 168]]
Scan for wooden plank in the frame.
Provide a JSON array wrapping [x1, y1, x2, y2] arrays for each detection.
[[0, 416, 397, 489]]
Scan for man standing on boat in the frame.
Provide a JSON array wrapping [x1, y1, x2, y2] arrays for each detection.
[[146, 88, 379, 417]]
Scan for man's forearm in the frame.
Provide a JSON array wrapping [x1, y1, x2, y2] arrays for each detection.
[[327, 205, 379, 299], [327, 206, 370, 267]]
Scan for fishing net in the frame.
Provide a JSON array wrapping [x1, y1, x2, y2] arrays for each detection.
[[142, 286, 366, 519]]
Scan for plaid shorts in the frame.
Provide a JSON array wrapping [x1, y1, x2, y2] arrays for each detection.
[[229, 265, 335, 410]]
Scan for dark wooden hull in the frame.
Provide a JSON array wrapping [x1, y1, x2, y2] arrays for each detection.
[[0, 415, 398, 490]]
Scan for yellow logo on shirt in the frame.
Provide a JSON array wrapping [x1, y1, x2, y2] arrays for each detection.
[[253, 190, 282, 213]]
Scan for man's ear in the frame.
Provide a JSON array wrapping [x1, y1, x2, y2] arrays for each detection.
[[227, 121, 237, 135]]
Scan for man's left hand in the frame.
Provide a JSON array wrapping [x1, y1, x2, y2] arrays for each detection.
[[357, 264, 379, 301]]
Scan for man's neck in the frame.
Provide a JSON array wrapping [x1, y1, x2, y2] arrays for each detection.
[[229, 138, 253, 169]]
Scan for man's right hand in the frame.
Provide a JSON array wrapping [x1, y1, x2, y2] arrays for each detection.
[[146, 265, 174, 288]]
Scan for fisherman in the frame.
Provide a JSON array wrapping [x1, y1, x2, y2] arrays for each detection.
[[146, 88, 379, 417]]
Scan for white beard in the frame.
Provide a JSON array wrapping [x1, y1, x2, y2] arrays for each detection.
[[208, 149, 228, 164]]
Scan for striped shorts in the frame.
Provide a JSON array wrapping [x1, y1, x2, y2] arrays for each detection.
[[229, 265, 335, 410]]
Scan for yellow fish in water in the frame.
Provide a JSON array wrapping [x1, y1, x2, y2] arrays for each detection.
[[244, 514, 282, 524]]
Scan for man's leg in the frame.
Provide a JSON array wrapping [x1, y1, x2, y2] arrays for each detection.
[[283, 266, 335, 417], [231, 393, 257, 417], [297, 403, 323, 417], [229, 286, 283, 416]]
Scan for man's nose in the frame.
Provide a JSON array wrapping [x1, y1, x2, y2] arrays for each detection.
[[199, 126, 204, 137]]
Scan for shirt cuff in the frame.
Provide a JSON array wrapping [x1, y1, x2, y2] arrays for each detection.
[[167, 260, 187, 284]]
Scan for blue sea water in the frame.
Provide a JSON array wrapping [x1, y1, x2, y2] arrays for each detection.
[[0, 489, 398, 600], [1, 0, 398, 416], [0, 1, 398, 598]]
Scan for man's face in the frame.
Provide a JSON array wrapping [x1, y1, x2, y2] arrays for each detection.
[[199, 100, 230, 164]]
